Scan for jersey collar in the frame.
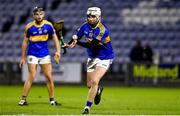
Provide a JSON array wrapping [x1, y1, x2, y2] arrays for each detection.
[[33, 20, 45, 27], [89, 21, 100, 29]]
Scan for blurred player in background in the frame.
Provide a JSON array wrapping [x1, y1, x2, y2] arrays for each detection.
[[18, 6, 60, 106], [68, 7, 114, 114]]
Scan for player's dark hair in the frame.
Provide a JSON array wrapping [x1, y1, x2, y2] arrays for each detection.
[[33, 6, 44, 14]]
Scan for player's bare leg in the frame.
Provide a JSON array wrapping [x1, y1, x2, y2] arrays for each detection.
[[82, 66, 107, 114], [19, 64, 37, 106], [40, 63, 57, 105], [87, 66, 106, 101]]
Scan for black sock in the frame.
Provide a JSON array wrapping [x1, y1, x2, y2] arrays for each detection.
[[22, 96, 26, 101], [50, 97, 54, 101]]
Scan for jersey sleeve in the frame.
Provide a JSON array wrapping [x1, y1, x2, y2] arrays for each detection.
[[24, 25, 30, 38], [76, 24, 85, 39], [48, 24, 55, 36]]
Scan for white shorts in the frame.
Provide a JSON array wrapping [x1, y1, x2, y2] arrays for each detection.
[[87, 58, 113, 72], [27, 55, 51, 64]]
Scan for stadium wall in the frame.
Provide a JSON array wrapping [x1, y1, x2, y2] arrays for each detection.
[[0, 62, 180, 87]]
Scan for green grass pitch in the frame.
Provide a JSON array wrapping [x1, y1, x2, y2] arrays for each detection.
[[0, 85, 180, 115]]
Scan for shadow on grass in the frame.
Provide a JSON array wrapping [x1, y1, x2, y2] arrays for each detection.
[[18, 101, 62, 106]]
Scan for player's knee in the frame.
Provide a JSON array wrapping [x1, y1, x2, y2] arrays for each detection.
[[28, 74, 36, 81], [87, 82, 91, 88], [87, 79, 92, 88], [46, 76, 53, 83], [26, 78, 33, 84], [90, 79, 98, 87], [47, 79, 53, 83]]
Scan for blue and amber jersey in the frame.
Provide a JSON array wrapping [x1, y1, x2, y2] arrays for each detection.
[[24, 20, 55, 57], [76, 21, 114, 60]]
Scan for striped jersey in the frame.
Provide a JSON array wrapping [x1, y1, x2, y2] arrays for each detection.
[[24, 20, 55, 57], [76, 21, 114, 60]]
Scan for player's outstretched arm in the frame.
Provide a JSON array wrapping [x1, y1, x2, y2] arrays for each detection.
[[67, 35, 78, 48]]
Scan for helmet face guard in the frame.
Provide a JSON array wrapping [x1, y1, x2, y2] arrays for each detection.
[[87, 7, 101, 20]]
